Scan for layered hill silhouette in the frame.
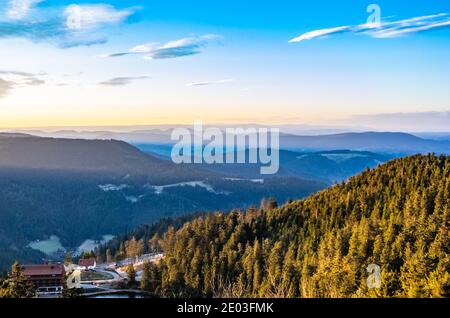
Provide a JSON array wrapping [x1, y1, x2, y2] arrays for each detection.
[[0, 135, 325, 270], [0, 134, 208, 183], [15, 129, 450, 154], [196, 149, 392, 183], [280, 132, 450, 154]]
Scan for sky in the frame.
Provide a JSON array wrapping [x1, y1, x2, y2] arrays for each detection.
[[0, 0, 449, 129]]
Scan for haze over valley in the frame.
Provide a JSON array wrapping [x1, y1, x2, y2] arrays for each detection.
[[1, 128, 450, 270]]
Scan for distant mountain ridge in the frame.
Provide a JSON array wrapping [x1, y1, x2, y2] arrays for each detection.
[[1, 132, 444, 272], [280, 132, 450, 154], [0, 135, 215, 184], [9, 130, 450, 154], [185, 149, 393, 183]]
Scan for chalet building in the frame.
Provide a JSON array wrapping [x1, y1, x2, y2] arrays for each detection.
[[78, 258, 96, 270], [21, 264, 66, 296]]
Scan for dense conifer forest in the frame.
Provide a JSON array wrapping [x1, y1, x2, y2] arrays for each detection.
[[3, 154, 448, 298], [119, 154, 449, 297]]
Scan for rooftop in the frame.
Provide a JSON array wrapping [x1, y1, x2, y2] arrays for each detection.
[[78, 258, 96, 267], [22, 264, 65, 277]]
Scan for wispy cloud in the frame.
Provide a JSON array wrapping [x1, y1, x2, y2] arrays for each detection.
[[0, 2, 139, 48], [186, 79, 234, 87], [99, 75, 150, 86], [289, 26, 350, 43], [64, 4, 138, 31], [6, 0, 43, 20], [0, 78, 15, 97], [101, 34, 221, 60], [289, 13, 450, 43], [0, 70, 46, 97]]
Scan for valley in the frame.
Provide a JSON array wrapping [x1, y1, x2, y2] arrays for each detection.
[[0, 132, 449, 298], [0, 134, 327, 270]]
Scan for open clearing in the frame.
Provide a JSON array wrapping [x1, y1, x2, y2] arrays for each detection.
[[28, 235, 65, 255]]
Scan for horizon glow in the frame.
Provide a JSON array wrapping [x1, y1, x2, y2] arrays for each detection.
[[0, 0, 449, 130]]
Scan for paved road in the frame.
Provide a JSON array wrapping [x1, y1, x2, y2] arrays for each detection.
[[79, 253, 163, 290], [81, 269, 125, 285]]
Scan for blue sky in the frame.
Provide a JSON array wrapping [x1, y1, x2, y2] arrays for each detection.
[[0, 0, 449, 129]]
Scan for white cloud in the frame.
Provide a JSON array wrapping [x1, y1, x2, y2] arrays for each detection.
[[289, 13, 450, 43], [129, 43, 158, 53], [0, 70, 46, 97], [0, 78, 15, 97], [186, 79, 234, 87], [6, 0, 42, 20], [65, 4, 137, 31], [288, 26, 350, 43], [102, 34, 221, 60], [372, 19, 450, 38], [0, 3, 139, 48], [99, 75, 150, 86], [160, 34, 219, 49]]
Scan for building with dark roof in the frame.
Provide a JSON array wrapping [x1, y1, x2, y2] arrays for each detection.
[[21, 264, 65, 296], [78, 258, 96, 270]]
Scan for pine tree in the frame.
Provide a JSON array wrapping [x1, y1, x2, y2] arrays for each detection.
[[141, 262, 151, 291], [0, 262, 35, 298], [64, 252, 73, 265], [106, 249, 114, 263], [126, 264, 136, 287], [97, 155, 450, 298]]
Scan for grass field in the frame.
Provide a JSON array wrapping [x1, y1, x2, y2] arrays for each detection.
[[28, 235, 65, 255], [76, 235, 114, 255]]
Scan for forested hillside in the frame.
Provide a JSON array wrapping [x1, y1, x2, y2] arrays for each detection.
[[188, 149, 392, 183], [0, 135, 325, 271], [133, 154, 449, 297]]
